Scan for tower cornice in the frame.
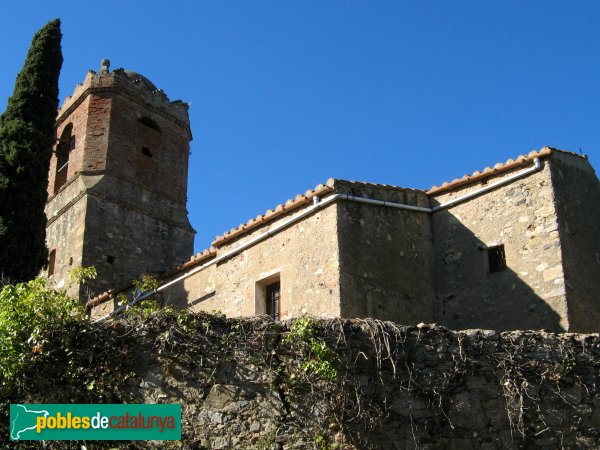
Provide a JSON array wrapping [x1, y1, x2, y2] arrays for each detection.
[[56, 71, 192, 140]]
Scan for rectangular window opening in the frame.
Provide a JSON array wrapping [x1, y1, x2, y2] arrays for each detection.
[[48, 249, 57, 276], [54, 125, 74, 194], [255, 272, 281, 320], [266, 281, 281, 320], [488, 245, 506, 273]]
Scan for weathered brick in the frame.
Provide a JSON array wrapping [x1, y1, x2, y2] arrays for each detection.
[[45, 65, 194, 300]]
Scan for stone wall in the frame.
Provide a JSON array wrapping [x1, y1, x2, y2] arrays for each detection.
[[336, 181, 435, 322], [83, 179, 194, 296], [5, 313, 600, 449], [163, 181, 436, 324], [44, 175, 90, 297], [549, 153, 600, 332], [430, 159, 567, 331], [45, 68, 195, 300], [88, 151, 600, 333], [163, 203, 342, 319]]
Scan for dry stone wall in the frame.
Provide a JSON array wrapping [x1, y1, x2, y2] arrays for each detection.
[[4, 313, 600, 449]]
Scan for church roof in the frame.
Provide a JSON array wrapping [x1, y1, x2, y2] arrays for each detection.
[[211, 181, 335, 247], [427, 146, 581, 195], [87, 146, 586, 311], [211, 147, 582, 247]]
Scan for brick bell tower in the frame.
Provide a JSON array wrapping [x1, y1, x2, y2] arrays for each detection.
[[45, 59, 195, 298]]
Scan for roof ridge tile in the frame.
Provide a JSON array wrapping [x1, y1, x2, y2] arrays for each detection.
[[426, 147, 581, 195], [211, 181, 334, 247]]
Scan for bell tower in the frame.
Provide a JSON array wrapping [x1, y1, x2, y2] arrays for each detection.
[[45, 59, 195, 298]]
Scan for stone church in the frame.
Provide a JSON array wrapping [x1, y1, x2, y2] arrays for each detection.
[[46, 62, 600, 332]]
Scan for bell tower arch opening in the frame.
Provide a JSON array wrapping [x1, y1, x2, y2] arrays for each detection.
[[53, 123, 74, 194], [45, 60, 195, 301]]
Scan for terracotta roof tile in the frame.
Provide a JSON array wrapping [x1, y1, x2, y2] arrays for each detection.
[[332, 179, 425, 193], [89, 146, 587, 311], [426, 147, 582, 195], [162, 247, 217, 277], [211, 181, 334, 247], [86, 284, 130, 310]]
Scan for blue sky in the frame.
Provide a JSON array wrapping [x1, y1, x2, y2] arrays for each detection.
[[1, 2, 599, 253]]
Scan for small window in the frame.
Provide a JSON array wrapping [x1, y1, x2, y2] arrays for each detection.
[[138, 116, 160, 131], [48, 249, 57, 276], [488, 245, 506, 273], [266, 282, 281, 320], [106, 255, 115, 265], [135, 117, 161, 183], [255, 272, 281, 319]]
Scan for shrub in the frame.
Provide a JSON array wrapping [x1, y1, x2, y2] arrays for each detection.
[[0, 268, 94, 381]]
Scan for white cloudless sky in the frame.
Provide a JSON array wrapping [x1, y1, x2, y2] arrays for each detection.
[[1, 1, 599, 253]]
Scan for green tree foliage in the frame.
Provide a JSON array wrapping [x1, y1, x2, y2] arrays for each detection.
[[0, 19, 63, 281], [0, 269, 94, 381]]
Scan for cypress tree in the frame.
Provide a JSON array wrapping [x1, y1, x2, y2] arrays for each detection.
[[0, 19, 63, 281]]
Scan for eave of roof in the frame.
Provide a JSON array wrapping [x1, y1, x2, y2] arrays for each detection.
[[86, 247, 217, 310], [211, 181, 335, 247], [427, 147, 551, 195], [211, 148, 583, 248], [87, 146, 587, 311]]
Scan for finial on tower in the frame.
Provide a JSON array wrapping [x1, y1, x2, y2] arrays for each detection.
[[99, 58, 110, 75]]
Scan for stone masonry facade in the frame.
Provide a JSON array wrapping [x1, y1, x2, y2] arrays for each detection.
[[49, 65, 600, 332], [6, 314, 600, 448], [45, 61, 195, 298], [143, 148, 598, 333]]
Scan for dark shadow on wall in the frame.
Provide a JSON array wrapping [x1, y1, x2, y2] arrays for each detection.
[[335, 185, 564, 331], [549, 153, 600, 332], [431, 207, 564, 332], [149, 184, 566, 332], [186, 290, 216, 308], [337, 193, 437, 325], [163, 279, 194, 310]]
